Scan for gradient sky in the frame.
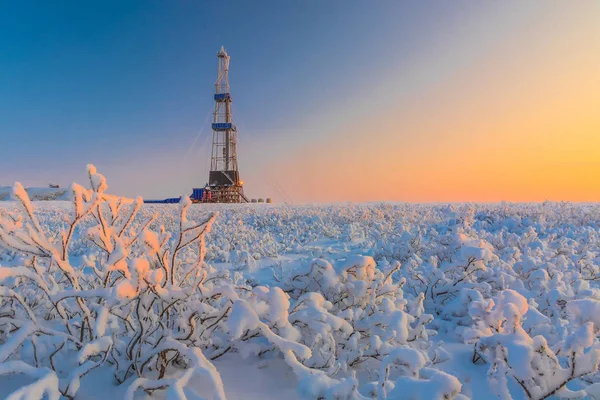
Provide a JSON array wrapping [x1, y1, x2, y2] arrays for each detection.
[[1, 1, 599, 203]]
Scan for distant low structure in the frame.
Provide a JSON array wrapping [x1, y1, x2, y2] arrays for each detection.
[[0, 186, 68, 201], [0, 186, 132, 203]]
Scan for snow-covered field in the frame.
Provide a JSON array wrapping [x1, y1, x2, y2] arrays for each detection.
[[1, 167, 600, 399]]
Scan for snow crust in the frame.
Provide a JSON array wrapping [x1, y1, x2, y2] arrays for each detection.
[[1, 171, 600, 399]]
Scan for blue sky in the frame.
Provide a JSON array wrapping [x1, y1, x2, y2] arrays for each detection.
[[1, 2, 599, 202]]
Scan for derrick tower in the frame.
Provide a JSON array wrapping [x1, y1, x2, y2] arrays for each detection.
[[208, 46, 247, 203]]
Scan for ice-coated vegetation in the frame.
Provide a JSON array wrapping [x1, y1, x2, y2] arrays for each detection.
[[1, 167, 600, 399]]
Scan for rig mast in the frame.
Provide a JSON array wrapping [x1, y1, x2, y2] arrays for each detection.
[[208, 46, 247, 203]]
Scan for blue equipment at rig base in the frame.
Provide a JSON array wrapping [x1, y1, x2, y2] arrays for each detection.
[[144, 197, 181, 204], [192, 188, 204, 201], [143, 188, 206, 204]]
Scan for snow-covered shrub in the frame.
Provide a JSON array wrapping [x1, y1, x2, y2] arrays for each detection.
[[467, 289, 600, 399], [263, 256, 457, 397], [374, 347, 462, 400], [0, 165, 229, 399]]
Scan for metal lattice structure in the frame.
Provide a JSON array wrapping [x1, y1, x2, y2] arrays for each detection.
[[208, 47, 248, 203]]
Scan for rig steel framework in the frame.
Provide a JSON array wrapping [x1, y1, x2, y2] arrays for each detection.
[[208, 46, 248, 203]]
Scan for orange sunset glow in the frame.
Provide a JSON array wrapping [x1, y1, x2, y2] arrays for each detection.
[[245, 2, 600, 203]]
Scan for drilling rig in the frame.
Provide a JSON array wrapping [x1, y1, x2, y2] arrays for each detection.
[[144, 47, 251, 205], [205, 46, 248, 203]]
